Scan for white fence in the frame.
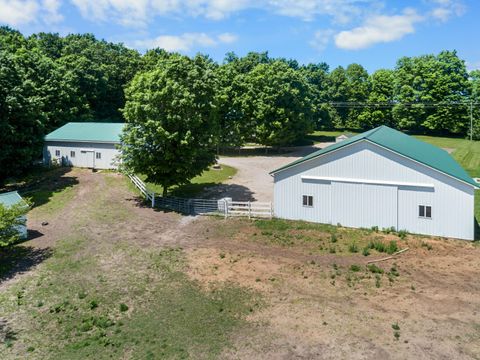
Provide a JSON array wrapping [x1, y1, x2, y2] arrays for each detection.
[[126, 173, 273, 219]]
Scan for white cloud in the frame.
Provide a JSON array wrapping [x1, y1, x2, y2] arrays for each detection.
[[309, 29, 335, 51], [430, 0, 465, 22], [0, 0, 39, 26], [334, 8, 423, 50], [42, 0, 63, 24], [134, 32, 238, 52]]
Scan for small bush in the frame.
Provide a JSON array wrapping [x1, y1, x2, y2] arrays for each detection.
[[397, 230, 408, 239], [330, 233, 337, 243], [89, 300, 98, 310], [371, 226, 379, 232], [367, 264, 384, 274], [78, 291, 87, 299], [394, 331, 400, 340], [119, 303, 129, 312], [392, 323, 400, 331], [348, 242, 358, 253], [350, 264, 361, 272], [362, 247, 370, 256], [219, 253, 226, 259], [386, 241, 398, 255], [382, 227, 396, 234]]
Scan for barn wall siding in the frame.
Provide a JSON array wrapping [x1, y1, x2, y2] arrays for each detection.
[[44, 141, 120, 170], [273, 141, 475, 240]]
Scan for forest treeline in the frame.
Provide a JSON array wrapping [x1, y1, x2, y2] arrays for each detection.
[[1, 27, 479, 180]]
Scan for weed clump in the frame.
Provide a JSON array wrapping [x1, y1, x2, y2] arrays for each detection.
[[350, 264, 361, 272], [367, 264, 384, 274], [348, 242, 358, 253], [119, 303, 129, 312]]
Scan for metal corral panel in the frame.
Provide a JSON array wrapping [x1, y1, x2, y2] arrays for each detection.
[[273, 140, 476, 240]]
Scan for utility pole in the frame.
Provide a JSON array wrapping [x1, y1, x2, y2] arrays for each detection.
[[470, 101, 474, 141]]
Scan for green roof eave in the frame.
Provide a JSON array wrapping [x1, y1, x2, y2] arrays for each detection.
[[45, 122, 124, 143]]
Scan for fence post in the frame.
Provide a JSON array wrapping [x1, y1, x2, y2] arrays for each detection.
[[270, 202, 273, 219], [151, 193, 155, 208], [224, 199, 228, 219], [248, 201, 251, 219]]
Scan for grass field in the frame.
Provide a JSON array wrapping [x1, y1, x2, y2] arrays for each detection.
[[0, 170, 256, 359], [140, 165, 237, 197]]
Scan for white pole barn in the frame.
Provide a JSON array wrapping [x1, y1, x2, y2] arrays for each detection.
[[271, 126, 479, 240], [44, 122, 124, 170]]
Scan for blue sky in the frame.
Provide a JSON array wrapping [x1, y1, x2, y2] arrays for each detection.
[[1, 0, 479, 72]]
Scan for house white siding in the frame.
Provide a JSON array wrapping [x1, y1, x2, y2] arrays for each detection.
[[273, 140, 476, 240], [44, 141, 120, 170]]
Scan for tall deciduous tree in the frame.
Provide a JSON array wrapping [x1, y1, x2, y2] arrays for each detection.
[[0, 203, 29, 247], [239, 61, 315, 146], [120, 55, 219, 195]]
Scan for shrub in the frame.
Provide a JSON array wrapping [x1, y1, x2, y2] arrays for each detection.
[[392, 323, 400, 331], [330, 233, 337, 243], [350, 264, 361, 272], [362, 247, 370, 256], [367, 264, 384, 274], [348, 242, 358, 253], [371, 226, 379, 232], [386, 241, 398, 255], [397, 230, 408, 239], [119, 303, 129, 312], [89, 300, 98, 310]]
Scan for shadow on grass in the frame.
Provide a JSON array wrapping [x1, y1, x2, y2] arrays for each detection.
[[0, 245, 52, 284], [13, 167, 79, 209], [219, 144, 326, 158], [475, 217, 480, 241]]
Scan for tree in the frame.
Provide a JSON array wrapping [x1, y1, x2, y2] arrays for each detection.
[[327, 66, 349, 128], [120, 54, 219, 195], [358, 69, 395, 129], [345, 64, 369, 128], [239, 61, 315, 146], [393, 51, 470, 134], [0, 203, 28, 247], [470, 70, 480, 140]]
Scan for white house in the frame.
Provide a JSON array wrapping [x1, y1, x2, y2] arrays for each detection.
[[0, 191, 28, 240], [335, 133, 354, 143], [44, 122, 124, 169], [271, 126, 479, 240]]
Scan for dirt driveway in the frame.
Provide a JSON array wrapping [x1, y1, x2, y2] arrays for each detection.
[[216, 143, 332, 202]]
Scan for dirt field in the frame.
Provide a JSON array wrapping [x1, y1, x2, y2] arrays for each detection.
[[216, 144, 332, 202], [1, 169, 480, 359]]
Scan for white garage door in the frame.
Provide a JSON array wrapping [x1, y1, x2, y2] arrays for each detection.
[[79, 150, 95, 168], [331, 181, 397, 229]]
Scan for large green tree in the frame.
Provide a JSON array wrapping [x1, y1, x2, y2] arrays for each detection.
[[239, 61, 315, 146], [120, 54, 219, 195], [0, 202, 28, 247]]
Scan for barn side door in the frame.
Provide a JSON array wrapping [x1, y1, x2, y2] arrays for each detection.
[[331, 181, 397, 230]]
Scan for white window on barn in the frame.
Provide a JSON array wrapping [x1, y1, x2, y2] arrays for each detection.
[[419, 205, 432, 219], [70, 151, 75, 158], [55, 150, 60, 156], [303, 195, 313, 207], [96, 152, 101, 159]]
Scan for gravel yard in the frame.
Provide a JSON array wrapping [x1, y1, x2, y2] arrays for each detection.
[[215, 143, 332, 202]]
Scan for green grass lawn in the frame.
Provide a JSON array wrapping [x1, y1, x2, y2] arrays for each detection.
[[139, 165, 237, 197]]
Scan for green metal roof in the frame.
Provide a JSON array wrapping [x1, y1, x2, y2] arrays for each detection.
[[0, 191, 26, 208], [271, 126, 479, 188], [45, 122, 124, 143]]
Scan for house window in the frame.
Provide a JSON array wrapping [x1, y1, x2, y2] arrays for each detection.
[[303, 195, 313, 207], [55, 150, 60, 157], [419, 205, 432, 219], [96, 152, 101, 159], [70, 151, 75, 158]]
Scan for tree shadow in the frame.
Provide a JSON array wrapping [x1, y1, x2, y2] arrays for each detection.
[[474, 216, 480, 241], [0, 245, 52, 284], [10, 167, 79, 209]]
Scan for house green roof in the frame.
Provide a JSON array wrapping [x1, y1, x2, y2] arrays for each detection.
[[271, 126, 479, 188], [45, 122, 124, 143], [0, 191, 27, 208]]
